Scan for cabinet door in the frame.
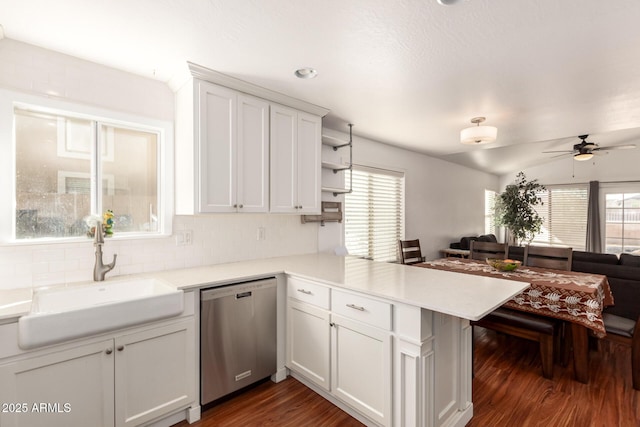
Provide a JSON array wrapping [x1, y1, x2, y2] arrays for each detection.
[[0, 340, 114, 427], [114, 319, 195, 427], [286, 299, 330, 391], [296, 112, 321, 214], [270, 104, 297, 213], [237, 94, 269, 212], [198, 82, 237, 213], [331, 314, 392, 427]]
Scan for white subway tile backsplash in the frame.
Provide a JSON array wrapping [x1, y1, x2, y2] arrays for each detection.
[[33, 271, 66, 287], [0, 249, 32, 266], [33, 249, 66, 263], [0, 214, 318, 290], [64, 268, 93, 284]]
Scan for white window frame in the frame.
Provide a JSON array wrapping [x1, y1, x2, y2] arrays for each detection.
[[344, 164, 405, 262], [600, 182, 640, 255], [0, 88, 174, 244]]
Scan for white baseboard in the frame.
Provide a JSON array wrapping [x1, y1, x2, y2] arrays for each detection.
[[271, 367, 288, 383], [289, 371, 380, 427]]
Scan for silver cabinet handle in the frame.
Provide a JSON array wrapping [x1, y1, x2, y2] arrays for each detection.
[[117, 345, 124, 352], [297, 288, 312, 295], [105, 348, 113, 355], [346, 303, 365, 311]]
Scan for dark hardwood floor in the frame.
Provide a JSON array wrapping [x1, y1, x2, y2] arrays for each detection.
[[176, 327, 640, 426]]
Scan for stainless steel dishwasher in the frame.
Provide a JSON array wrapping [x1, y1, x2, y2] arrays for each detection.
[[200, 277, 277, 405]]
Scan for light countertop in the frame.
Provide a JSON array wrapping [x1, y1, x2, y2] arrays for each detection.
[[0, 253, 530, 322]]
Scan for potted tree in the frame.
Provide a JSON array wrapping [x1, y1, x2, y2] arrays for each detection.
[[494, 172, 546, 246]]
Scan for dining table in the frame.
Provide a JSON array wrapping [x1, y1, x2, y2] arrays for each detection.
[[416, 257, 614, 384]]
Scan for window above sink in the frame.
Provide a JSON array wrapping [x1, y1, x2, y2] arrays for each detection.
[[0, 89, 174, 243]]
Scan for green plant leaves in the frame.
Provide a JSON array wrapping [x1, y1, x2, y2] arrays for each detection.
[[494, 172, 545, 245]]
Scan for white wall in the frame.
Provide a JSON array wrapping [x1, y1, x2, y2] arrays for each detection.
[[319, 128, 499, 261], [0, 39, 318, 290]]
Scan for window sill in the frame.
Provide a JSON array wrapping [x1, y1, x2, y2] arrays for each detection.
[[1, 232, 170, 247]]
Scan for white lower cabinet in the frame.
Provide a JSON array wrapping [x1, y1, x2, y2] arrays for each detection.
[[286, 279, 392, 427], [0, 339, 115, 427], [115, 319, 196, 427], [286, 276, 473, 427], [0, 318, 195, 427], [286, 299, 330, 391], [331, 313, 392, 427]]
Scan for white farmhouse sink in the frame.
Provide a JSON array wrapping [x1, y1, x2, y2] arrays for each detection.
[[18, 278, 184, 349]]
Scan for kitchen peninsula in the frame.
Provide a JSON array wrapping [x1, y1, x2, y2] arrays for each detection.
[[0, 253, 529, 427]]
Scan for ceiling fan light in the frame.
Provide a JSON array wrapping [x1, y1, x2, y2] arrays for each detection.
[[574, 152, 593, 161], [460, 124, 497, 145]]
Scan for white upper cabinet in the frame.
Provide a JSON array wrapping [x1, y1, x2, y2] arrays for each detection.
[[174, 64, 328, 215], [237, 95, 270, 212], [197, 81, 269, 213], [270, 104, 321, 214]]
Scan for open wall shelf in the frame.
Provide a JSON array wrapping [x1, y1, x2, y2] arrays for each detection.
[[321, 124, 353, 196]]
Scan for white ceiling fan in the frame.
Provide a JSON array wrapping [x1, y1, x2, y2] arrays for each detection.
[[543, 134, 637, 161]]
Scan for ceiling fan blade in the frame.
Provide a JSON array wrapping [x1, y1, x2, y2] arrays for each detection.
[[542, 150, 574, 154], [549, 152, 572, 159], [594, 144, 636, 151]]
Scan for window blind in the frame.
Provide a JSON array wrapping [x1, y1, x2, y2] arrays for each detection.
[[344, 166, 405, 262], [531, 185, 588, 250], [485, 189, 497, 235]]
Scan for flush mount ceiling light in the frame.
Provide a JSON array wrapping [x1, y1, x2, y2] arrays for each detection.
[[574, 152, 594, 161], [294, 67, 318, 79], [460, 117, 498, 145], [437, 0, 462, 5]]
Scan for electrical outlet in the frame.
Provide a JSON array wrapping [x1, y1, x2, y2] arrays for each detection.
[[175, 230, 194, 246], [257, 227, 266, 241]]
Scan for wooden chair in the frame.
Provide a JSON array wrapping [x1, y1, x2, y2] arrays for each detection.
[[472, 241, 562, 379], [472, 308, 557, 379], [398, 239, 425, 265], [524, 245, 573, 270], [469, 241, 507, 261], [600, 314, 640, 390]]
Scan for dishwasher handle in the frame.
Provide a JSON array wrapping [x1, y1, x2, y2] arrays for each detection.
[[201, 277, 277, 301]]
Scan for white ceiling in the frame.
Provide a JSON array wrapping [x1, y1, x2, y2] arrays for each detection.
[[2, 0, 640, 175]]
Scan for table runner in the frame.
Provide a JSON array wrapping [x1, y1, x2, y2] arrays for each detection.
[[418, 258, 613, 335]]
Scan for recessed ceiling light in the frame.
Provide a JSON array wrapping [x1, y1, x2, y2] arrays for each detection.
[[294, 68, 318, 79]]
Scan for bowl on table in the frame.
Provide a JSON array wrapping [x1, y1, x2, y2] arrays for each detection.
[[486, 258, 521, 272]]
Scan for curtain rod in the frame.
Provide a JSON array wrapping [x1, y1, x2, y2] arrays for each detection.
[[596, 180, 640, 185]]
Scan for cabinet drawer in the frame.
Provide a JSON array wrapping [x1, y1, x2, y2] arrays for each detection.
[[332, 290, 392, 331], [287, 276, 330, 310]]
